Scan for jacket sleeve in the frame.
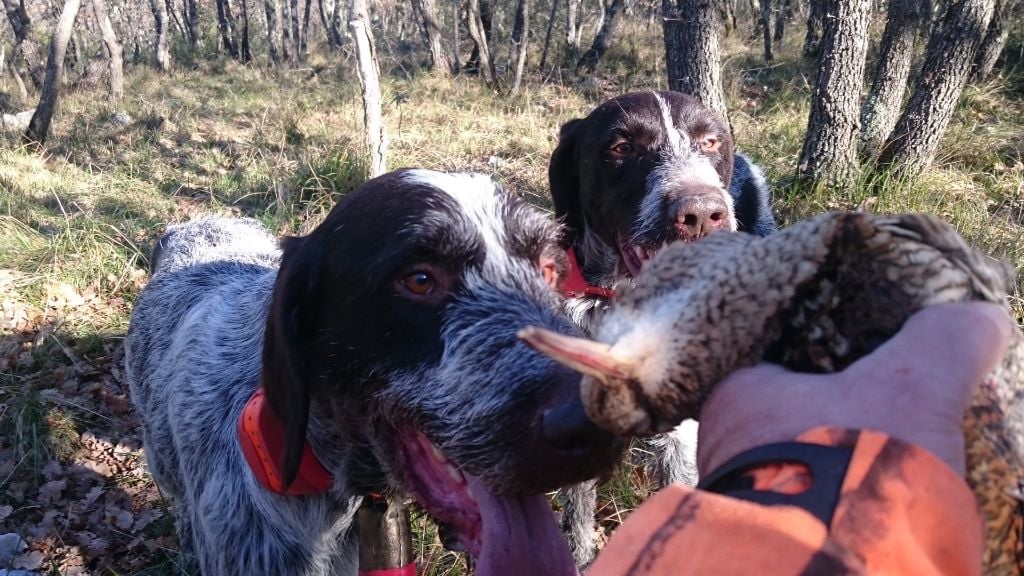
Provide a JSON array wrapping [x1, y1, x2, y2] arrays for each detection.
[[587, 427, 984, 576]]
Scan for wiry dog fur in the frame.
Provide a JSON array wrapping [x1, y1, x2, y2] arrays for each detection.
[[548, 91, 777, 565], [126, 169, 623, 575]]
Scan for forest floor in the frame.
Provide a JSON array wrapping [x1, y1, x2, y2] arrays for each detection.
[[0, 31, 1022, 575]]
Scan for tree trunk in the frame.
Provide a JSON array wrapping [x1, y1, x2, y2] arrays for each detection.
[[217, 0, 241, 58], [149, 0, 172, 70], [509, 0, 529, 94], [663, 0, 729, 120], [802, 0, 825, 59], [282, 0, 292, 59], [25, 0, 82, 148], [466, 0, 496, 84], [576, 0, 626, 73], [3, 0, 47, 86], [350, 0, 386, 177], [413, 0, 452, 73], [567, 0, 582, 51], [467, 0, 493, 72], [878, 0, 996, 176], [773, 0, 791, 41], [290, 0, 302, 62], [319, 0, 345, 49], [239, 0, 252, 62], [301, 0, 311, 56], [540, 0, 559, 68], [719, 0, 737, 36], [451, 0, 460, 71], [185, 0, 200, 44], [860, 0, 925, 158], [796, 0, 872, 187], [266, 0, 283, 62], [93, 0, 123, 101], [972, 0, 1013, 80], [166, 0, 188, 40], [761, 0, 773, 60]]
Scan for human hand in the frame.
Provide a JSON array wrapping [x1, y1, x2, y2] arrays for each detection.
[[697, 302, 1014, 476]]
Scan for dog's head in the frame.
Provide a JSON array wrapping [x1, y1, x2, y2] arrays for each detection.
[[550, 90, 740, 281], [261, 169, 622, 571]]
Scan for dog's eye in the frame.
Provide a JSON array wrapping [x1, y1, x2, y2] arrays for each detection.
[[700, 136, 720, 152], [400, 272, 435, 296], [610, 142, 634, 156]]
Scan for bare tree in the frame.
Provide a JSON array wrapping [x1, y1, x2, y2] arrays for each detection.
[[761, 0, 772, 60], [350, 0, 386, 176], [413, 0, 452, 73], [290, 0, 303, 62], [149, 0, 172, 70], [879, 0, 996, 176], [797, 0, 872, 187], [860, 0, 926, 158], [217, 0, 240, 58], [663, 0, 729, 120], [3, 0, 47, 86], [25, 0, 82, 147], [567, 0, 583, 54], [239, 0, 252, 62], [509, 0, 529, 94], [972, 0, 1015, 80], [265, 0, 284, 62], [319, 0, 345, 49], [466, 0, 496, 84], [802, 0, 824, 59], [93, 0, 123, 101], [773, 0, 792, 41], [185, 0, 201, 45], [576, 0, 626, 72], [540, 0, 559, 68]]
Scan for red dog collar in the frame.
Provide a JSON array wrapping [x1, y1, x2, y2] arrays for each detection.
[[560, 247, 616, 299], [238, 388, 333, 495], [359, 565, 416, 576]]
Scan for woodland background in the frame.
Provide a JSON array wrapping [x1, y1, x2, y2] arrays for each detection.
[[0, 0, 1022, 573]]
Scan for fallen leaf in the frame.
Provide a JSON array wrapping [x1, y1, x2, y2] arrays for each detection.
[[37, 478, 67, 504]]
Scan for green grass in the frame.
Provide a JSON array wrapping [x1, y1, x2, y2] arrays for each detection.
[[0, 23, 1021, 573]]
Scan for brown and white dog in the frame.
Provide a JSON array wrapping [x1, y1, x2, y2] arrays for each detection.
[[548, 90, 776, 565]]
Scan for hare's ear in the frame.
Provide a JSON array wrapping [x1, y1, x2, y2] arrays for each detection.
[[549, 119, 584, 247], [261, 234, 323, 489]]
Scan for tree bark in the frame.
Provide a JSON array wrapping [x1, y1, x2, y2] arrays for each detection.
[[413, 0, 452, 73], [567, 0, 582, 51], [266, 0, 283, 62], [663, 0, 729, 120], [93, 0, 123, 101], [773, 0, 791, 41], [802, 0, 825, 59], [796, 0, 872, 187], [25, 0, 82, 148], [466, 0, 496, 85], [319, 0, 345, 49], [217, 0, 241, 58], [972, 0, 1014, 80], [540, 0, 559, 68], [350, 0, 386, 177], [878, 0, 996, 176], [451, 0, 460, 71], [239, 0, 252, 62], [3, 0, 47, 86], [761, 0, 773, 60], [282, 0, 292, 59], [185, 0, 200, 44], [301, 0, 311, 56], [166, 0, 188, 40], [149, 0, 172, 70], [576, 0, 626, 73], [860, 0, 925, 158], [509, 0, 529, 94], [290, 0, 303, 62]]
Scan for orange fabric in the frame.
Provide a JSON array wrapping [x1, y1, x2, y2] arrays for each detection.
[[588, 428, 983, 576]]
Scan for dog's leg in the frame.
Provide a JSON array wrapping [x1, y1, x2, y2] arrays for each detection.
[[648, 419, 699, 487], [558, 479, 599, 568]]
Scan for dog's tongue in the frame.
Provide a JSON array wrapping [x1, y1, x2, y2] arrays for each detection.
[[468, 475, 579, 576]]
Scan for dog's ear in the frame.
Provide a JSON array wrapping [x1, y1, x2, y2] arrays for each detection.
[[262, 234, 323, 489], [549, 119, 584, 247]]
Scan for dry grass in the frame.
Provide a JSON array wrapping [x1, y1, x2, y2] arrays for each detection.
[[0, 24, 1021, 574]]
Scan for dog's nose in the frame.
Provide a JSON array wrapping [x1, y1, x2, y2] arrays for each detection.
[[671, 192, 731, 241], [542, 396, 614, 452]]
